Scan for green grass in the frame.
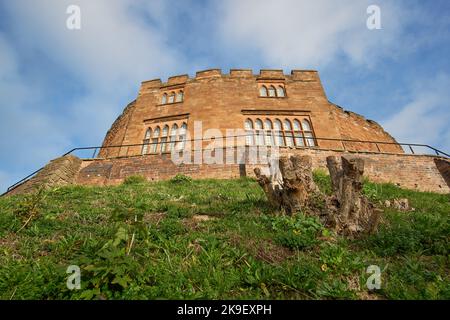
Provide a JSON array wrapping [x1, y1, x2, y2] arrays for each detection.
[[0, 172, 448, 300]]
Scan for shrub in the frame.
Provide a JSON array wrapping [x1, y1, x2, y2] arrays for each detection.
[[169, 174, 192, 184], [123, 175, 147, 185]]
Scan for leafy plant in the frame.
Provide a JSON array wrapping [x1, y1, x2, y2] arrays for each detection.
[[13, 185, 48, 232], [123, 175, 147, 185], [169, 174, 192, 184], [75, 245, 144, 299], [265, 214, 324, 250]]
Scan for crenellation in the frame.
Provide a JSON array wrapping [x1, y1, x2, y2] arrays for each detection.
[[139, 79, 162, 96], [290, 70, 319, 82], [229, 69, 253, 78], [195, 68, 222, 79], [167, 74, 189, 85], [258, 69, 285, 79]]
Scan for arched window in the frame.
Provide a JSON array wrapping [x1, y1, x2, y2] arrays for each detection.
[[264, 119, 274, 145], [244, 119, 253, 130], [160, 125, 169, 152], [151, 127, 160, 153], [277, 86, 285, 97], [283, 119, 292, 130], [176, 91, 183, 102], [244, 119, 254, 146], [161, 93, 167, 104], [177, 123, 187, 150], [144, 129, 151, 139], [168, 92, 175, 103], [255, 119, 263, 130], [243, 118, 316, 149], [283, 119, 294, 146], [255, 119, 264, 145], [259, 86, 268, 97], [268, 85, 276, 97], [301, 119, 311, 131], [142, 128, 152, 155], [169, 124, 178, 151], [273, 119, 284, 146], [293, 119, 305, 146], [302, 119, 316, 146]]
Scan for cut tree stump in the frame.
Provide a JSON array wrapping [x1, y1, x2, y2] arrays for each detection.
[[255, 155, 325, 216], [254, 155, 381, 237], [325, 156, 381, 236]]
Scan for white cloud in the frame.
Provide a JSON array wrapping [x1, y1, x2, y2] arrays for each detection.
[[4, 0, 181, 88], [382, 73, 450, 153], [218, 0, 409, 68], [0, 32, 69, 166], [0, 0, 183, 191]]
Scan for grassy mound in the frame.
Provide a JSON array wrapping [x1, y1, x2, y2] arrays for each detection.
[[0, 173, 448, 300]]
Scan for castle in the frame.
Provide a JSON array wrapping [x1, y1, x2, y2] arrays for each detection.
[[5, 69, 450, 195], [99, 68, 402, 159]]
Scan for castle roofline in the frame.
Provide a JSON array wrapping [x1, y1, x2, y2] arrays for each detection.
[[140, 68, 320, 89]]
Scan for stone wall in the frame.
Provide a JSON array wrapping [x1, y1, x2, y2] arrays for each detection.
[[7, 149, 448, 196], [75, 148, 449, 194], [7, 155, 83, 195], [98, 100, 137, 158], [330, 105, 403, 153], [434, 158, 450, 189], [76, 154, 242, 186]]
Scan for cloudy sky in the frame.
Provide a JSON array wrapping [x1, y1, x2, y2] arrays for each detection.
[[0, 0, 449, 192]]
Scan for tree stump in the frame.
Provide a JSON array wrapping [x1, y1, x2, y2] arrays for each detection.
[[254, 155, 381, 237], [255, 155, 325, 215], [326, 156, 381, 236]]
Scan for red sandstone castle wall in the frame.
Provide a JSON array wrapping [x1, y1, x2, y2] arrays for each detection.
[[98, 69, 402, 157], [99, 100, 137, 158], [76, 148, 449, 194], [331, 105, 403, 153]]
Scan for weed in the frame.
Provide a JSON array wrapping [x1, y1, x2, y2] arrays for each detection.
[[169, 174, 193, 184], [123, 175, 147, 185], [13, 186, 48, 232], [264, 214, 324, 250]]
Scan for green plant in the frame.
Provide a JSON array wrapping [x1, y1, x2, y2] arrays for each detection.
[[363, 182, 383, 202], [169, 174, 192, 184], [75, 245, 144, 299], [265, 214, 324, 250], [319, 242, 363, 274], [313, 169, 332, 195], [122, 175, 147, 185], [13, 185, 48, 232], [110, 191, 150, 255]]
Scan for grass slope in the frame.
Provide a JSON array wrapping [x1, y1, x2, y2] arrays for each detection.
[[0, 173, 448, 300]]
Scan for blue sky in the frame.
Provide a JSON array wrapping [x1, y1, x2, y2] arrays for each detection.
[[0, 0, 449, 192]]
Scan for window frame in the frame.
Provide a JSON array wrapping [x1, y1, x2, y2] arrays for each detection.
[[142, 128, 152, 155], [258, 83, 287, 98], [175, 91, 184, 103], [161, 93, 167, 105], [259, 85, 268, 97], [243, 116, 316, 148]]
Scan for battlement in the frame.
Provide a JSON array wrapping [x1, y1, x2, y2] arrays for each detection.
[[139, 68, 320, 93]]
